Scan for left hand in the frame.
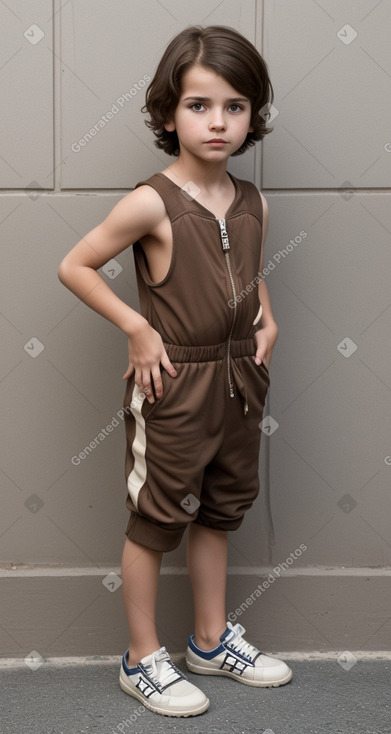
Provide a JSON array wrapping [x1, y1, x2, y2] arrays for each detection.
[[254, 322, 278, 371]]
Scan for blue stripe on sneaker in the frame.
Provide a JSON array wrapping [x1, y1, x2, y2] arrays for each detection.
[[122, 650, 140, 675], [188, 634, 226, 660]]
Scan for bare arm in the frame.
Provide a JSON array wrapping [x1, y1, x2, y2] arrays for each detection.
[[57, 185, 177, 401], [254, 192, 278, 368]]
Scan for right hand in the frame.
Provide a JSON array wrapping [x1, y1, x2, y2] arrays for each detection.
[[122, 319, 177, 403]]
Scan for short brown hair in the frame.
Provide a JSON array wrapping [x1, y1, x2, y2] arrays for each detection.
[[142, 25, 274, 157]]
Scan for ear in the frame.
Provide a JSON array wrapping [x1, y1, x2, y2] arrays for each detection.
[[164, 120, 176, 132], [248, 125, 254, 133]]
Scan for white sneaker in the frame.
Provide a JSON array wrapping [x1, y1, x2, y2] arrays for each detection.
[[186, 621, 292, 687], [119, 646, 210, 717]]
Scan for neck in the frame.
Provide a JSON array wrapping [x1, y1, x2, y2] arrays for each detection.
[[165, 153, 230, 190]]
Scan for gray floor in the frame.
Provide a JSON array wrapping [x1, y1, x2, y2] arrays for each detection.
[[2, 657, 391, 734]]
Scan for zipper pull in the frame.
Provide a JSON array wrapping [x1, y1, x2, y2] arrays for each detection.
[[218, 219, 230, 251]]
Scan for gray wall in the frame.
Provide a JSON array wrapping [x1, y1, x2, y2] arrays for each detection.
[[1, 0, 390, 658]]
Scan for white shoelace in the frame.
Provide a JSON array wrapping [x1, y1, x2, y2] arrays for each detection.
[[226, 624, 260, 662], [142, 648, 184, 690]]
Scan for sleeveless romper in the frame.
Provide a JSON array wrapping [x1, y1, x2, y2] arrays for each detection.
[[122, 172, 270, 551]]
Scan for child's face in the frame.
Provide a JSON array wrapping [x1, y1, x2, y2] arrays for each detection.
[[164, 65, 254, 162]]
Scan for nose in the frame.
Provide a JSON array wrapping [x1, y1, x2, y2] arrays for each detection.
[[209, 108, 226, 131]]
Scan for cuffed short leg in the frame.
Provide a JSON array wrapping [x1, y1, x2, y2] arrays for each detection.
[[192, 515, 244, 532], [125, 512, 186, 552]]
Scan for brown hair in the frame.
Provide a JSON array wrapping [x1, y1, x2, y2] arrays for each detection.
[[142, 25, 274, 157]]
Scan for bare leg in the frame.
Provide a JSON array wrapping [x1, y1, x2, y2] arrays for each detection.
[[186, 524, 228, 650], [121, 537, 162, 666]]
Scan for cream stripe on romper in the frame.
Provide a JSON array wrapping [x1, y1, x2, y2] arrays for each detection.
[[126, 385, 147, 510]]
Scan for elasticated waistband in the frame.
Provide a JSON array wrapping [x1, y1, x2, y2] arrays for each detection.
[[163, 338, 255, 363]]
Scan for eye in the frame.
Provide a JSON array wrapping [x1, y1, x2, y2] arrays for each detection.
[[190, 102, 205, 111], [229, 104, 244, 112]]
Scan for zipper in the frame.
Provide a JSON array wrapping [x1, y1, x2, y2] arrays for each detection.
[[218, 218, 236, 399]]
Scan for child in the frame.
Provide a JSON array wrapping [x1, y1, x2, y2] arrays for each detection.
[[58, 25, 292, 718]]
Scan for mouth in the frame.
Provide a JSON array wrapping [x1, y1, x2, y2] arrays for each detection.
[[205, 139, 228, 145]]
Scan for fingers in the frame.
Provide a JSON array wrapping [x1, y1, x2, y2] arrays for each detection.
[[254, 346, 268, 366], [254, 347, 263, 365], [151, 365, 163, 400], [136, 368, 154, 404], [255, 349, 271, 370], [122, 364, 134, 380], [130, 349, 177, 405], [160, 352, 178, 378], [142, 386, 154, 403]]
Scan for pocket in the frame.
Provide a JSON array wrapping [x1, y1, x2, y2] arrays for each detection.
[[123, 372, 136, 411], [243, 354, 270, 382], [122, 368, 176, 423], [141, 367, 176, 421], [260, 360, 270, 375], [240, 355, 270, 419]]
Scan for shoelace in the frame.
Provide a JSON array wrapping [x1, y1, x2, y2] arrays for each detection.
[[142, 649, 185, 690], [227, 625, 260, 662]]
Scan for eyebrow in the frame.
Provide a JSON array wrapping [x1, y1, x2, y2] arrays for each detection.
[[183, 96, 250, 103]]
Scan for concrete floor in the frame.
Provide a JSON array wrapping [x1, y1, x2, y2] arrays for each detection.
[[2, 657, 391, 734]]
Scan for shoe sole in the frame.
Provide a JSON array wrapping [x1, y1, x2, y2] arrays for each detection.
[[185, 659, 293, 687], [119, 669, 210, 717]]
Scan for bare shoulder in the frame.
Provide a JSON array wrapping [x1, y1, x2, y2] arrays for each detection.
[[256, 191, 268, 251], [106, 183, 167, 233], [259, 191, 268, 214]]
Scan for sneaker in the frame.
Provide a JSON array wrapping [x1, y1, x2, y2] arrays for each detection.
[[186, 621, 292, 687], [119, 646, 210, 717]]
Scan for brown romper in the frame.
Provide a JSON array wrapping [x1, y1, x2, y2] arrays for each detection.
[[123, 172, 270, 552]]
